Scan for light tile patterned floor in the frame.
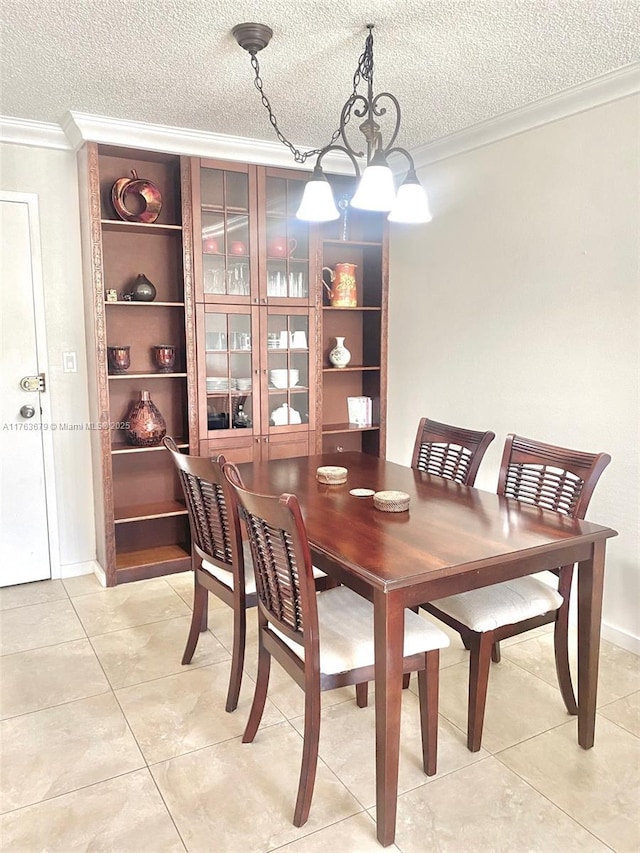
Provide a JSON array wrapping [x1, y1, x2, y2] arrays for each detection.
[[0, 574, 638, 852]]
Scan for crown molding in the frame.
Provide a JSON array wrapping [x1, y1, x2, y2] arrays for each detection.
[[411, 62, 640, 170], [0, 116, 70, 150], [61, 111, 357, 174]]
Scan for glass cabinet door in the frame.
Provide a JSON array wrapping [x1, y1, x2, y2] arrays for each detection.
[[203, 307, 258, 435], [263, 309, 313, 432], [199, 164, 252, 301], [263, 174, 310, 303]]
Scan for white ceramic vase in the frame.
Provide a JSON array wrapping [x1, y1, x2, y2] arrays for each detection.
[[329, 336, 351, 368]]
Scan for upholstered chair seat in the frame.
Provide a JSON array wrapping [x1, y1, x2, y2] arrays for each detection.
[[431, 575, 563, 634]]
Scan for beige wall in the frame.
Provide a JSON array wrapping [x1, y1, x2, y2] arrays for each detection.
[[0, 143, 96, 572], [388, 94, 639, 650]]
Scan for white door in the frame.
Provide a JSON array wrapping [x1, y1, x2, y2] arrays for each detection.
[[1, 192, 57, 585]]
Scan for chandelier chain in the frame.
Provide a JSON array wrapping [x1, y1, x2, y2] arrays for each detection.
[[249, 31, 373, 164]]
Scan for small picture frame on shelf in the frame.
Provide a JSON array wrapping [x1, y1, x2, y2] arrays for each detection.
[[347, 396, 372, 427], [105, 289, 118, 302]]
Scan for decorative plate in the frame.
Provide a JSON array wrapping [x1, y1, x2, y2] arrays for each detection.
[[112, 170, 162, 223]]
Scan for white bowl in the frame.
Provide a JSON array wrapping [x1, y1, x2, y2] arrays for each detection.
[[270, 369, 299, 389]]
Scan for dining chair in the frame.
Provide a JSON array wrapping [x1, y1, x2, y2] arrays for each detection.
[[411, 417, 496, 485], [223, 461, 450, 828], [164, 437, 256, 712], [421, 433, 611, 751], [164, 437, 332, 713]]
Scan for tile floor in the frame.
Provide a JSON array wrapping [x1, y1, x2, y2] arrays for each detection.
[[0, 573, 638, 853]]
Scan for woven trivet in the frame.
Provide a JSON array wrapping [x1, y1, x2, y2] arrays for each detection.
[[373, 490, 410, 512], [316, 466, 348, 485]]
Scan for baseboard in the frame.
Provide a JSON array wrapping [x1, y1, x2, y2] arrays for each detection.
[[59, 559, 106, 587], [601, 622, 639, 656]]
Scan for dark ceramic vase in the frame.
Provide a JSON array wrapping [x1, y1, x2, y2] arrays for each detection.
[[126, 390, 166, 446], [130, 273, 157, 302]]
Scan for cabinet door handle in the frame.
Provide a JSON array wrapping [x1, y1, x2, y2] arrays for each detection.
[[262, 297, 268, 304], [254, 298, 259, 304], [263, 437, 269, 443]]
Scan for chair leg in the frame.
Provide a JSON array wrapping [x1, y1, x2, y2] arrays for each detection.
[[554, 607, 578, 715], [181, 579, 208, 665], [293, 681, 321, 827], [225, 603, 247, 713], [417, 649, 439, 776], [402, 673, 411, 689], [460, 632, 473, 651], [242, 637, 271, 743], [355, 682, 368, 708], [467, 632, 493, 752], [491, 641, 501, 663]]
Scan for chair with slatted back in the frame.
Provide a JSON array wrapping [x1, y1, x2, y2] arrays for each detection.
[[421, 433, 611, 751], [223, 460, 450, 828], [165, 437, 332, 712], [411, 417, 496, 485], [164, 437, 255, 712]]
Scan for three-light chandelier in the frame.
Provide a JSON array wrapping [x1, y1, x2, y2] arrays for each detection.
[[233, 23, 432, 224]]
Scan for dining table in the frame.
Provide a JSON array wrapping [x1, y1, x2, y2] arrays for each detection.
[[237, 451, 618, 847]]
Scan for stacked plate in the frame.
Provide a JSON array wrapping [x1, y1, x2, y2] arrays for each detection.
[[236, 377, 252, 392], [206, 377, 236, 393]]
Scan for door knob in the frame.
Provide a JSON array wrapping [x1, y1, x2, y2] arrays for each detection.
[[20, 405, 36, 419]]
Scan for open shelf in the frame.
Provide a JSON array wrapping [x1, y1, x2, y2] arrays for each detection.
[[108, 372, 187, 380], [114, 500, 188, 523], [322, 239, 383, 248], [322, 306, 381, 311], [105, 301, 185, 307], [115, 544, 191, 583], [79, 142, 198, 586], [322, 423, 380, 434], [101, 220, 182, 235], [115, 544, 190, 569], [111, 439, 188, 454], [323, 365, 380, 373]]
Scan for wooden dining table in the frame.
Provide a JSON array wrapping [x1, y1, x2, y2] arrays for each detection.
[[237, 451, 618, 847]]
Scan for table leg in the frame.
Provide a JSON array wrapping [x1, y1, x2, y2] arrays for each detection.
[[577, 539, 606, 749], [374, 589, 405, 847]]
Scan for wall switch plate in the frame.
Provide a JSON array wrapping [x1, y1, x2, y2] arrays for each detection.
[[63, 351, 77, 373]]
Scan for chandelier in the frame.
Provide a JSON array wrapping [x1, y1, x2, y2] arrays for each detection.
[[232, 23, 432, 224]]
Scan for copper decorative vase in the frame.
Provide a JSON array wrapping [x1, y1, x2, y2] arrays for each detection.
[[153, 344, 176, 372], [126, 390, 166, 446], [107, 345, 130, 374]]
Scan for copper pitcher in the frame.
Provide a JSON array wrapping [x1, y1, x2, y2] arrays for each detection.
[[322, 263, 358, 307]]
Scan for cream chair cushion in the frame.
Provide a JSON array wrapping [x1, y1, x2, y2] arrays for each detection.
[[431, 576, 563, 633], [203, 542, 326, 597], [272, 586, 449, 675]]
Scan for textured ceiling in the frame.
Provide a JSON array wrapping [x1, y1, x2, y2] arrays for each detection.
[[1, 0, 639, 152]]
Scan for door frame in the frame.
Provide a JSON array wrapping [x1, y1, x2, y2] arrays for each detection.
[[1, 190, 60, 579]]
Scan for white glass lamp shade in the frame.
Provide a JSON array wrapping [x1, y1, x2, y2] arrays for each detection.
[[351, 163, 396, 212], [296, 167, 339, 222], [388, 177, 432, 224]]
